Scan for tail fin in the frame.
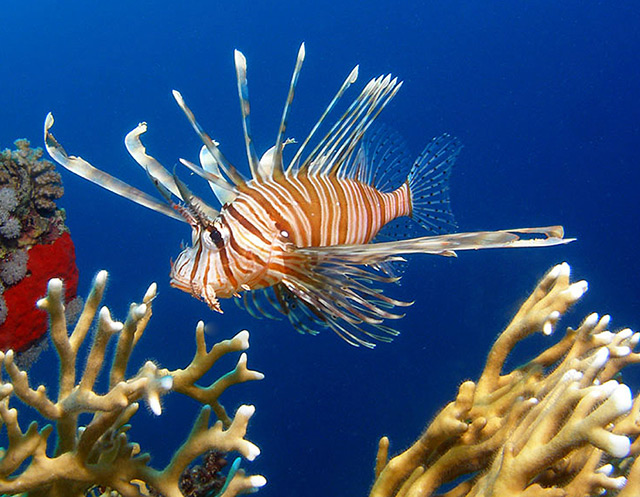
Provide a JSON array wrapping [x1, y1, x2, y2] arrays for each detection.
[[407, 133, 462, 234]]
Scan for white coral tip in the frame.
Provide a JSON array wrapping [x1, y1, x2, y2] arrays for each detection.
[[595, 463, 613, 475], [600, 314, 611, 327], [249, 475, 267, 488], [238, 404, 256, 419], [630, 333, 640, 347], [598, 380, 620, 398], [549, 310, 561, 320], [611, 476, 627, 489], [611, 384, 633, 415], [618, 328, 633, 340], [562, 369, 583, 382], [246, 443, 261, 461], [133, 303, 147, 320], [606, 433, 631, 458], [565, 280, 588, 301], [234, 330, 250, 350], [560, 262, 571, 277], [144, 282, 157, 301], [148, 392, 162, 416], [592, 347, 610, 370], [48, 278, 63, 294], [548, 264, 562, 279], [612, 346, 631, 357], [158, 375, 173, 391], [95, 270, 108, 287], [584, 313, 599, 327], [594, 331, 614, 345], [542, 321, 553, 336]]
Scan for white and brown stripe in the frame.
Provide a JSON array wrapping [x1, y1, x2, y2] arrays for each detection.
[[169, 172, 412, 305]]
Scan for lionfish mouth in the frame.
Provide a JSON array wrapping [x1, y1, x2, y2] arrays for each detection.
[[169, 276, 222, 314]]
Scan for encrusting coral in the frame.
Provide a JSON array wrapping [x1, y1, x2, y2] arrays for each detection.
[[0, 271, 265, 497], [369, 262, 640, 497], [0, 139, 78, 355]]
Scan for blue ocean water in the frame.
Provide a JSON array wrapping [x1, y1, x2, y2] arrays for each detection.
[[1, 1, 639, 495]]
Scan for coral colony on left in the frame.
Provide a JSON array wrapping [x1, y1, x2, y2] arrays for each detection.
[[0, 139, 78, 359]]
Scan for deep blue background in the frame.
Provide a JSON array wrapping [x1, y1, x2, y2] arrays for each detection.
[[1, 1, 639, 495]]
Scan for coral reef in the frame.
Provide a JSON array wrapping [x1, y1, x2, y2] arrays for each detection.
[[0, 139, 78, 354], [0, 271, 265, 497], [369, 262, 640, 496]]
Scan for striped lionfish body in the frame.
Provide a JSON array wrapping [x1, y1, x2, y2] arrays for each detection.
[[174, 173, 412, 299], [45, 44, 573, 347]]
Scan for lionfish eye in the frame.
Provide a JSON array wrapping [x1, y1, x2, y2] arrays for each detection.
[[206, 227, 224, 248]]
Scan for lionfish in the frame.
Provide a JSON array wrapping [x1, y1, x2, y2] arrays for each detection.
[[44, 44, 573, 347]]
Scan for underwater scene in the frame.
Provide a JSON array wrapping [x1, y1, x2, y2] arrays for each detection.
[[0, 1, 639, 495]]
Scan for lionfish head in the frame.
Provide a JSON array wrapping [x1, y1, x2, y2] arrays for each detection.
[[169, 214, 232, 313]]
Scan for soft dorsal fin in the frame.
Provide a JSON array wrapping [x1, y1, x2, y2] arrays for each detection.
[[338, 124, 412, 191]]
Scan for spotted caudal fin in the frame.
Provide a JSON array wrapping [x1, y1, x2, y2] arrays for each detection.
[[407, 134, 462, 234]]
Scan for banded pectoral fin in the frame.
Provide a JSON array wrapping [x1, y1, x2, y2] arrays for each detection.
[[246, 226, 572, 348], [296, 225, 574, 265]]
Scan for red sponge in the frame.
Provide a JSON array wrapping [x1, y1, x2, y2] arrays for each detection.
[[0, 232, 79, 352]]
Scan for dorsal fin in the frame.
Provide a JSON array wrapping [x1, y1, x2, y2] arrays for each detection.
[[272, 43, 305, 178], [339, 124, 412, 191], [124, 122, 182, 199], [234, 50, 262, 180], [324, 76, 402, 177], [300, 75, 402, 177], [44, 113, 186, 223], [286, 65, 359, 174], [172, 90, 246, 188], [198, 147, 238, 205]]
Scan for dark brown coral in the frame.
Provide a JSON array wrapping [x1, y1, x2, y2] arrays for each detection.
[[0, 139, 64, 214], [0, 139, 67, 253]]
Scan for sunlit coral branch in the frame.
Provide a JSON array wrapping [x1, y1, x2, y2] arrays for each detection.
[[369, 262, 640, 496], [0, 272, 265, 497]]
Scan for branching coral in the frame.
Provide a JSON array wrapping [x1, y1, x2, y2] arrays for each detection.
[[0, 271, 265, 497], [370, 262, 640, 496]]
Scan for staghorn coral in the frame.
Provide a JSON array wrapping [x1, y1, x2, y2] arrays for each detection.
[[0, 271, 266, 497], [369, 262, 640, 497]]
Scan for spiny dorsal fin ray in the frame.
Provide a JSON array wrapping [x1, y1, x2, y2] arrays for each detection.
[[125, 122, 183, 199], [172, 90, 246, 187], [300, 77, 378, 175], [172, 168, 219, 225], [199, 145, 238, 205], [272, 43, 305, 177], [286, 64, 359, 174], [233, 49, 262, 180], [178, 157, 236, 207], [197, 147, 239, 205], [325, 76, 402, 177], [303, 75, 402, 177], [44, 113, 186, 223]]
